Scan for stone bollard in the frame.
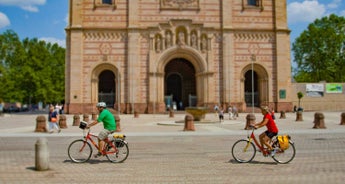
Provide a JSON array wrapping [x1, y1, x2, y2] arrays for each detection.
[[35, 115, 47, 132], [35, 138, 49, 171], [92, 112, 97, 120], [296, 111, 303, 121], [83, 114, 89, 122], [245, 114, 256, 130], [184, 114, 195, 131], [280, 111, 286, 119], [134, 111, 139, 118], [114, 115, 121, 132], [73, 114, 80, 126], [340, 112, 345, 125], [59, 115, 67, 129], [169, 109, 174, 118], [313, 112, 326, 129]]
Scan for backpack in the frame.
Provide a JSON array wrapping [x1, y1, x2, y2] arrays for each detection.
[[277, 135, 290, 150]]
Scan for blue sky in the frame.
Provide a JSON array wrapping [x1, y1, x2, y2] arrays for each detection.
[[0, 0, 345, 51]]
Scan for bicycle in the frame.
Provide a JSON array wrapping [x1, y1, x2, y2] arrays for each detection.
[[68, 121, 129, 163], [231, 125, 295, 164]]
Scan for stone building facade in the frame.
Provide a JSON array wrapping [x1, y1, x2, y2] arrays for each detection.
[[65, 0, 292, 114]]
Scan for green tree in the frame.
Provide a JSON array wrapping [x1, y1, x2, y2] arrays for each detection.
[[0, 30, 65, 105], [292, 14, 345, 82]]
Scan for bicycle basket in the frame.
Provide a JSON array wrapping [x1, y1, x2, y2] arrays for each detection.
[[277, 135, 290, 150], [79, 121, 87, 129]]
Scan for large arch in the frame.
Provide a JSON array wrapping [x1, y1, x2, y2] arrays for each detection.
[[165, 58, 196, 110], [152, 46, 208, 108], [241, 63, 269, 109], [91, 63, 120, 109]]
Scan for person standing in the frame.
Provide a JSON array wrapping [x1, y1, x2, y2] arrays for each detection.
[[48, 105, 61, 133], [228, 106, 233, 120], [218, 107, 224, 122], [87, 102, 116, 157]]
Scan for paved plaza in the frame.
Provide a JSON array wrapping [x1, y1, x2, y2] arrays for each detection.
[[0, 111, 345, 183]]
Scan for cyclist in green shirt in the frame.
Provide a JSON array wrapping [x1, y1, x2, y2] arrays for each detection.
[[87, 102, 116, 157]]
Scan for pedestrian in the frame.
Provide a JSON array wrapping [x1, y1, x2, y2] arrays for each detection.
[[48, 105, 61, 133], [228, 106, 233, 120], [214, 104, 219, 117], [233, 105, 238, 119], [218, 107, 224, 122]]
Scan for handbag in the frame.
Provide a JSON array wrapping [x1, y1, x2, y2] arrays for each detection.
[[51, 117, 58, 122]]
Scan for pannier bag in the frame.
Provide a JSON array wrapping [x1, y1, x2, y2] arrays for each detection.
[[277, 135, 290, 150], [113, 134, 126, 140]]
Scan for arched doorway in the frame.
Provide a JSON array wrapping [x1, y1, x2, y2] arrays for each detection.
[[244, 70, 259, 107], [98, 70, 116, 108], [164, 58, 196, 110]]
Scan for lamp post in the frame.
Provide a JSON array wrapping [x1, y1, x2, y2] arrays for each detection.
[[251, 54, 256, 114]]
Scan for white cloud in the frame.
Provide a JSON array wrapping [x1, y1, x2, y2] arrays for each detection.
[[0, 12, 10, 29], [0, 0, 46, 12], [288, 0, 326, 24], [327, 0, 341, 9], [39, 37, 65, 48]]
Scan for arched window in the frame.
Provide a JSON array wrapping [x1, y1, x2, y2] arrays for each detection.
[[248, 0, 259, 6], [102, 0, 112, 5]]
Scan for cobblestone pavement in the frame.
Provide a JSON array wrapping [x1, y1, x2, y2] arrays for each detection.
[[0, 111, 345, 183]]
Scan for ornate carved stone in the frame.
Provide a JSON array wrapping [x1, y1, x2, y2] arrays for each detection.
[[160, 0, 199, 10]]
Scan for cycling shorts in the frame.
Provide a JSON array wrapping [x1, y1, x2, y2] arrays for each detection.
[[265, 131, 278, 139]]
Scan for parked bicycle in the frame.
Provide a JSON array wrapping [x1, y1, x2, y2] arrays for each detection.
[[68, 121, 129, 163], [231, 125, 295, 164]]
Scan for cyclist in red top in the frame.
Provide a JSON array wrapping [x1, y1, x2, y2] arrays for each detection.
[[255, 106, 279, 156]]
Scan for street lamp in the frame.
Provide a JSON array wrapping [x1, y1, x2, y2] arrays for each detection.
[[251, 54, 256, 114]]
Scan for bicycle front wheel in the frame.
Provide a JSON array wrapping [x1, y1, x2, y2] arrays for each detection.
[[231, 139, 256, 163], [272, 140, 296, 164], [68, 139, 92, 163], [106, 139, 129, 163]]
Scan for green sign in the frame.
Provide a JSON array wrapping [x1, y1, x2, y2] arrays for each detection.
[[279, 89, 286, 99], [326, 84, 343, 93]]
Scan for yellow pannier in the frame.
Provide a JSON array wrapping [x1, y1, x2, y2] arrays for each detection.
[[277, 135, 290, 150]]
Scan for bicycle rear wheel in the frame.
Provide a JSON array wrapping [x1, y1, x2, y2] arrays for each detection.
[[272, 140, 296, 164], [231, 139, 256, 163], [68, 139, 92, 163], [106, 139, 129, 163]]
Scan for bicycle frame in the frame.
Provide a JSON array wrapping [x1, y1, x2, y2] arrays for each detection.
[[245, 128, 269, 156], [82, 129, 118, 155]]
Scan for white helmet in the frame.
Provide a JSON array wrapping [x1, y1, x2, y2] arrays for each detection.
[[96, 102, 107, 108]]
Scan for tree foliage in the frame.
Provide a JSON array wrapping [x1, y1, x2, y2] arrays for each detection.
[[292, 14, 345, 82], [0, 30, 65, 105]]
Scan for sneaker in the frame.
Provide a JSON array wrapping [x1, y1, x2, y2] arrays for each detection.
[[270, 148, 279, 157], [94, 152, 102, 158], [58, 129, 61, 133]]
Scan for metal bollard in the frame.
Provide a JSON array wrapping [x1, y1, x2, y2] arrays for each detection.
[[35, 138, 49, 171]]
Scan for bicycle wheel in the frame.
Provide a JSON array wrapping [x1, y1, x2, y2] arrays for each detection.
[[272, 140, 296, 164], [106, 139, 129, 163], [68, 139, 92, 163], [231, 139, 256, 163]]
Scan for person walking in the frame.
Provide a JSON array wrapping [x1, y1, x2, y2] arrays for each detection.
[[48, 105, 61, 133]]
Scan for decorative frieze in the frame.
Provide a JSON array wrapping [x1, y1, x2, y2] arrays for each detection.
[[234, 33, 273, 41], [84, 31, 126, 41], [160, 0, 200, 10]]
